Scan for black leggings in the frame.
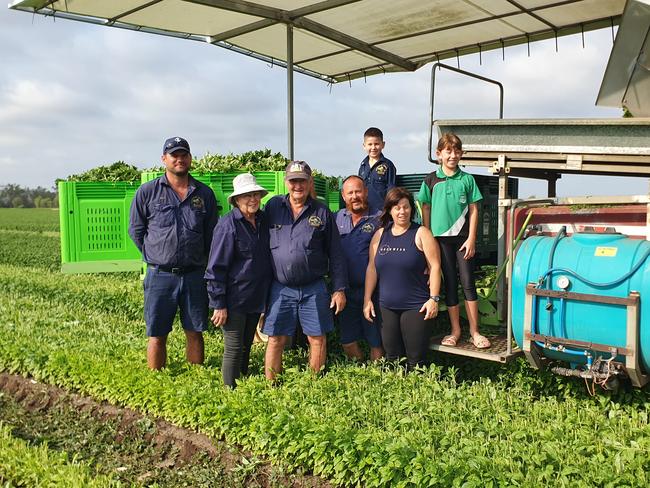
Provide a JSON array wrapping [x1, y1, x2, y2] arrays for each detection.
[[222, 311, 260, 388], [380, 307, 433, 370], [437, 235, 478, 307]]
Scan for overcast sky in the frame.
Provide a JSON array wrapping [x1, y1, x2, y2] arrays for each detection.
[[1, 5, 647, 197]]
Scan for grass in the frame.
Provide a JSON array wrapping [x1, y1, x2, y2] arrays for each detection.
[[1, 208, 649, 487], [0, 421, 124, 487], [0, 207, 60, 232], [0, 389, 299, 487]]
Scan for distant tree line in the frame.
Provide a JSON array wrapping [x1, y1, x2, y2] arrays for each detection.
[[0, 184, 58, 208]]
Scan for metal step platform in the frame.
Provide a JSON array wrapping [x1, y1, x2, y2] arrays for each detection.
[[430, 333, 522, 363]]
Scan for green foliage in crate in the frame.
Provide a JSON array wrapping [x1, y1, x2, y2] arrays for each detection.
[[60, 161, 142, 183]]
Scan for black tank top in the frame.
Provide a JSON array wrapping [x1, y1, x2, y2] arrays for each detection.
[[375, 222, 429, 310]]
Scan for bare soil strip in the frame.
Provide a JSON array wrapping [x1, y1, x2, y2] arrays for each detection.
[[0, 372, 329, 488]]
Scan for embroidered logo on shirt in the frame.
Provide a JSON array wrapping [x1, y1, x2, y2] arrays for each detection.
[[375, 164, 387, 176], [459, 195, 467, 204], [191, 196, 204, 210], [378, 244, 406, 255], [361, 222, 375, 233], [308, 215, 323, 228]]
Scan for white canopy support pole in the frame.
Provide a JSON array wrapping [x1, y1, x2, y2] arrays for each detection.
[[287, 23, 295, 161]]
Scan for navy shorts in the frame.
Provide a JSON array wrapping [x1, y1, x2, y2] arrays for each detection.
[[263, 279, 334, 337], [143, 266, 209, 337], [338, 287, 382, 347]]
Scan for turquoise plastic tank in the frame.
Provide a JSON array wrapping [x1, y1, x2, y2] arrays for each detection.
[[511, 233, 650, 371]]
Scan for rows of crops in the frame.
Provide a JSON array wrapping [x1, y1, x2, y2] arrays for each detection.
[[0, 423, 122, 487], [1, 208, 649, 486]]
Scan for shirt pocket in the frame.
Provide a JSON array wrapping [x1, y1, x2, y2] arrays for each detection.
[[370, 173, 387, 186], [237, 238, 254, 258], [269, 226, 282, 249], [306, 226, 326, 251], [186, 207, 207, 233], [152, 204, 175, 227]]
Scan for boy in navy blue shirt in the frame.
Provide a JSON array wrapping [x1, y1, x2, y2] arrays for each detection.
[[358, 127, 396, 214]]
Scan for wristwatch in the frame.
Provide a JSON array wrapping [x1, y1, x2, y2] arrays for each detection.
[[429, 295, 440, 302]]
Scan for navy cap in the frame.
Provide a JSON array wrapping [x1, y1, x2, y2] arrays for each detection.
[[163, 136, 191, 154]]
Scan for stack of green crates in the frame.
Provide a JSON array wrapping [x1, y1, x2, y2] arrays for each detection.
[[58, 170, 338, 274], [58, 181, 143, 273], [141, 170, 331, 216]]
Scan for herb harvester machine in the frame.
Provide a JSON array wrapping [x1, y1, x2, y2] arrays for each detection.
[[428, 0, 650, 390]]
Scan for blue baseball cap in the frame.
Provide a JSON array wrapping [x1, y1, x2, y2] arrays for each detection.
[[163, 136, 191, 154]]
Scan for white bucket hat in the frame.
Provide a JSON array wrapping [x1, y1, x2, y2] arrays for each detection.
[[228, 173, 269, 205]]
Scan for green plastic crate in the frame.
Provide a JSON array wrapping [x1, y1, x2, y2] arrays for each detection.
[[327, 190, 343, 212], [58, 181, 143, 273]]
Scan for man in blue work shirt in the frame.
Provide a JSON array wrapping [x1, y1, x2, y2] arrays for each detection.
[[129, 136, 218, 369], [263, 161, 348, 380], [335, 176, 384, 361]]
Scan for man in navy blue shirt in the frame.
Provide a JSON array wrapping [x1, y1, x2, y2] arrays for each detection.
[[358, 127, 396, 214], [263, 161, 348, 380], [336, 176, 384, 361], [129, 136, 218, 369]]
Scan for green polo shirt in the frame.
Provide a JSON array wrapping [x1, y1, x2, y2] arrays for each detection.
[[417, 167, 482, 237]]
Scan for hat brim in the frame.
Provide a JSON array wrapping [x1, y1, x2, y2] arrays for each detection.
[[284, 172, 311, 181], [228, 187, 269, 206], [164, 146, 190, 154]]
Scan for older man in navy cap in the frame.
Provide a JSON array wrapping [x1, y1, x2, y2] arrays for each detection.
[[263, 161, 348, 380], [129, 136, 218, 369]]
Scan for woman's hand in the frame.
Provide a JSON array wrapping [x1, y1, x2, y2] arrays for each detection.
[[419, 299, 439, 320], [211, 308, 228, 327], [363, 300, 376, 322]]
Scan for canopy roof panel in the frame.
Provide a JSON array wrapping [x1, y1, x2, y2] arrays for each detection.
[[10, 0, 626, 83], [597, 0, 650, 117]]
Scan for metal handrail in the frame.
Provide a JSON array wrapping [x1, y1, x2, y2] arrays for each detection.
[[506, 198, 555, 355], [428, 62, 504, 163]]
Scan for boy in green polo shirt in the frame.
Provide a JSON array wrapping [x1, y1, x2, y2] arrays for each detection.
[[417, 133, 490, 349]]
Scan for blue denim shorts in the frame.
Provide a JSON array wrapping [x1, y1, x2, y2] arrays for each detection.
[[338, 287, 382, 347], [143, 266, 209, 337], [263, 279, 334, 337]]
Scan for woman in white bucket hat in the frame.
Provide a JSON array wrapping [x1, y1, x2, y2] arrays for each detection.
[[205, 173, 272, 388]]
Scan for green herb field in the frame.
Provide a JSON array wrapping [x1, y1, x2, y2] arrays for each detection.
[[1, 208, 649, 487], [0, 423, 123, 487]]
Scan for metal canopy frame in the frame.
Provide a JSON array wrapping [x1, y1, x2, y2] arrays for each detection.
[[9, 1, 624, 84], [9, 0, 626, 160]]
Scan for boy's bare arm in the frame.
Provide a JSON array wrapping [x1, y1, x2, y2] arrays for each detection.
[[421, 203, 431, 230]]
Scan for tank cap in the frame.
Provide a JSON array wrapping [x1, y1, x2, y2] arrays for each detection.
[[556, 276, 570, 290]]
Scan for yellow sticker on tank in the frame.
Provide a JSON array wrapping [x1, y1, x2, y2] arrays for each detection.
[[594, 246, 618, 257]]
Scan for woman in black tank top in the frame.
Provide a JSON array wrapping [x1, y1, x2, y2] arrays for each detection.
[[363, 188, 442, 370]]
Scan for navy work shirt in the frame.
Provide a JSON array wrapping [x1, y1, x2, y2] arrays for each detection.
[[204, 208, 272, 313], [335, 209, 381, 288], [265, 194, 348, 291], [358, 154, 396, 214], [128, 173, 218, 267]]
